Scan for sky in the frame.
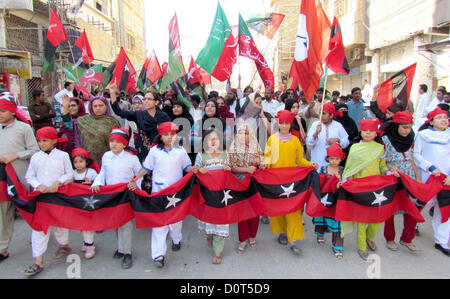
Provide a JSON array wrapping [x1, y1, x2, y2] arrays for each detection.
[[144, 0, 273, 89]]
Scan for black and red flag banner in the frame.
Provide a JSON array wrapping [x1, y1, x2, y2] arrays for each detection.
[[2, 163, 448, 231]]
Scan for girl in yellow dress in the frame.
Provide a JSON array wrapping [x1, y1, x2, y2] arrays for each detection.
[[264, 110, 318, 255], [341, 119, 390, 261]]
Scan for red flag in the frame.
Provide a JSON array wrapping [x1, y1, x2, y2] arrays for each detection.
[[47, 8, 68, 47], [111, 47, 136, 92], [238, 14, 274, 89], [73, 29, 94, 65], [168, 13, 185, 74], [187, 56, 202, 86], [198, 67, 211, 85], [377, 63, 417, 113], [325, 17, 349, 75], [161, 62, 168, 77], [147, 50, 163, 83], [290, 0, 331, 101]]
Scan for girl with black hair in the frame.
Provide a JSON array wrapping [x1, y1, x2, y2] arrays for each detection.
[[192, 129, 231, 264]]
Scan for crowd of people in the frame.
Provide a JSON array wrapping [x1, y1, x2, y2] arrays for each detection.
[[0, 79, 449, 277]]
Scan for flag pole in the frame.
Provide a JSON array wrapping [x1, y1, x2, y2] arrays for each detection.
[[318, 66, 328, 123], [67, 40, 79, 79]]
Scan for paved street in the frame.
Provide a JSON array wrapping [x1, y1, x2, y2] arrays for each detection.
[[0, 212, 449, 279]]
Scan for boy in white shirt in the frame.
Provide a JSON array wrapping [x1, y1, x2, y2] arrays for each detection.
[[91, 127, 142, 269], [129, 122, 193, 268], [24, 126, 73, 276]]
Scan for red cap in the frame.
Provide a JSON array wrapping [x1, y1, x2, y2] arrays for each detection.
[[360, 119, 380, 131], [0, 98, 16, 114], [392, 111, 413, 124], [323, 102, 343, 119], [157, 122, 178, 135], [71, 147, 101, 173], [326, 142, 345, 160], [426, 108, 448, 124], [275, 110, 296, 124], [109, 127, 130, 146], [36, 126, 68, 143]]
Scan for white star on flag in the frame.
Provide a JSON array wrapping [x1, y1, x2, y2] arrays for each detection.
[[7, 185, 15, 197], [165, 194, 181, 209], [221, 190, 233, 206], [280, 183, 297, 198], [371, 191, 388, 206], [320, 193, 332, 206], [82, 195, 100, 210]]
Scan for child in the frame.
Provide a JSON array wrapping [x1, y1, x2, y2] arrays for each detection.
[[312, 142, 345, 258], [264, 110, 318, 255], [341, 119, 390, 261], [192, 129, 231, 264], [24, 126, 74, 276], [227, 121, 265, 253], [91, 127, 142, 269], [71, 148, 100, 259], [413, 108, 450, 256], [381, 112, 421, 253], [128, 122, 193, 268]]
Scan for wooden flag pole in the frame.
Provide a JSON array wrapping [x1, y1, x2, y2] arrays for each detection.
[[318, 67, 329, 123]]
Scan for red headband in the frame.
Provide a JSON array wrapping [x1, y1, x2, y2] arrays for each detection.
[[426, 108, 448, 124], [109, 127, 130, 146], [158, 122, 178, 136], [36, 126, 68, 143], [275, 110, 296, 124], [360, 119, 380, 131], [392, 111, 413, 124], [323, 102, 343, 119], [326, 142, 345, 160], [0, 98, 17, 114]]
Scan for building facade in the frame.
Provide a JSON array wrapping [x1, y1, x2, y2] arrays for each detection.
[[0, 0, 146, 105], [272, 0, 450, 107]]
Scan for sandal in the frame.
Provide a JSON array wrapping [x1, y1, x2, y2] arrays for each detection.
[[212, 254, 222, 264], [366, 239, 377, 251], [290, 244, 301, 255], [53, 246, 72, 259], [278, 234, 288, 245], [0, 252, 9, 262], [332, 248, 343, 259], [358, 249, 369, 261], [237, 242, 247, 254], [249, 239, 257, 248], [317, 235, 325, 245], [24, 264, 43, 277]]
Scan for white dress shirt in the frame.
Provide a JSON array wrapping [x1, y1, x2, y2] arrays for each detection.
[[92, 150, 142, 188], [142, 145, 191, 192], [306, 120, 350, 169], [25, 148, 74, 189], [262, 99, 284, 117]]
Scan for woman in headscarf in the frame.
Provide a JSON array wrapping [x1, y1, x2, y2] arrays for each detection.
[[57, 96, 86, 154], [216, 96, 235, 121], [335, 103, 358, 143], [227, 120, 265, 252], [76, 96, 120, 165], [284, 98, 307, 144], [236, 93, 272, 151], [191, 99, 231, 154], [382, 111, 421, 253]]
